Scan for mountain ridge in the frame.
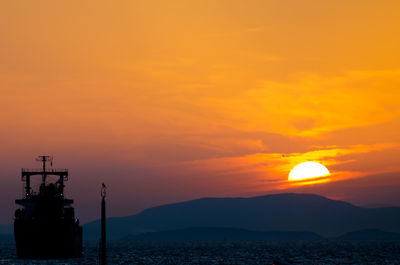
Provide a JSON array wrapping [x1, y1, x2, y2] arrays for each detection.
[[84, 193, 400, 240], [339, 229, 400, 240], [124, 227, 322, 241]]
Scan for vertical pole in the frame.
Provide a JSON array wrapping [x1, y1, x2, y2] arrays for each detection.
[[100, 184, 106, 265], [59, 174, 64, 196], [42, 156, 46, 172], [25, 175, 30, 196], [42, 156, 46, 184]]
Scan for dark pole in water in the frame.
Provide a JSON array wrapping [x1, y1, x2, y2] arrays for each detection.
[[100, 183, 107, 265]]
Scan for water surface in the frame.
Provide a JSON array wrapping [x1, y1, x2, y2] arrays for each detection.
[[1, 240, 399, 264]]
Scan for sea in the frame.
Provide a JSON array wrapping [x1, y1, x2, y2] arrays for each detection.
[[0, 240, 399, 264]]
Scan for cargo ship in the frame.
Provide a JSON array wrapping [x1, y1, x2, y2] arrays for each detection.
[[14, 156, 82, 259]]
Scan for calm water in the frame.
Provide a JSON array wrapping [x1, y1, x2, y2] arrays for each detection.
[[0, 240, 400, 264]]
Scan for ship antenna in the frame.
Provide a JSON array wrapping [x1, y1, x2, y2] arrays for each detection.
[[36, 156, 53, 183]]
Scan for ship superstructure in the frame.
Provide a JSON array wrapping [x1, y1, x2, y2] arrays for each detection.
[[14, 156, 82, 259]]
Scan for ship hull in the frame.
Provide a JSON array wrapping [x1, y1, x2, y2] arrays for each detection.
[[14, 220, 82, 259]]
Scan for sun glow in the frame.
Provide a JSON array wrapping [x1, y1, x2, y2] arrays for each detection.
[[288, 161, 330, 182]]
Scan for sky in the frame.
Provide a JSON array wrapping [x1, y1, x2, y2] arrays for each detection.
[[1, 0, 400, 224]]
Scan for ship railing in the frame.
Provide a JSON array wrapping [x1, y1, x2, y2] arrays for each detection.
[[22, 168, 68, 173]]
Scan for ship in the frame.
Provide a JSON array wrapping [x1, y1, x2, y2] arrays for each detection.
[[14, 156, 82, 259]]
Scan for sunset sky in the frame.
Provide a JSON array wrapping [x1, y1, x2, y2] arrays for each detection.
[[1, 0, 400, 224]]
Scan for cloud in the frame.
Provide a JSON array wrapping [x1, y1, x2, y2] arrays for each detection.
[[166, 143, 399, 193], [200, 70, 400, 137], [282, 171, 400, 208]]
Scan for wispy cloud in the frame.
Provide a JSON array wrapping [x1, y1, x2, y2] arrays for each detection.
[[168, 143, 399, 193], [200, 70, 400, 137]]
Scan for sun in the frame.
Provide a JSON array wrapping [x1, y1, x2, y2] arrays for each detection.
[[288, 161, 330, 181]]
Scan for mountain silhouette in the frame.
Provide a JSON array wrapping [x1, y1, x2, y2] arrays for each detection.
[[84, 193, 400, 240], [339, 229, 400, 240], [124, 227, 322, 241]]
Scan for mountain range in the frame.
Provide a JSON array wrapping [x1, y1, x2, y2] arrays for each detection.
[[124, 227, 322, 241], [83, 193, 400, 240]]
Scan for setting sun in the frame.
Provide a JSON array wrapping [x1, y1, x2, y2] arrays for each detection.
[[288, 162, 330, 182]]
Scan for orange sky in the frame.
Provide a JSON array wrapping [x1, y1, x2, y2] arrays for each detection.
[[1, 0, 400, 223]]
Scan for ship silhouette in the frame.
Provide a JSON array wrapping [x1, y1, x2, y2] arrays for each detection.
[[14, 156, 82, 259]]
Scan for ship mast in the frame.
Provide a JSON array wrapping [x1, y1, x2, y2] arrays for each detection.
[[21, 156, 67, 197], [36, 155, 53, 184]]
